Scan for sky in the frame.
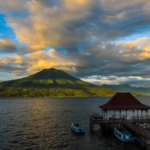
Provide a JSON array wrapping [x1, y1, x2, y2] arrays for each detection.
[[1, 0, 150, 87]]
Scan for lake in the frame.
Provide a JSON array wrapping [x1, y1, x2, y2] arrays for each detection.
[[0, 96, 150, 150]]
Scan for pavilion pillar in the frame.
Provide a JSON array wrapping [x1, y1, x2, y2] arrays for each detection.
[[119, 110, 121, 120], [137, 109, 138, 119], [103, 110, 105, 120], [133, 109, 134, 120], [126, 109, 127, 120], [146, 109, 148, 119], [114, 110, 115, 119], [106, 110, 107, 120], [146, 109, 148, 129]]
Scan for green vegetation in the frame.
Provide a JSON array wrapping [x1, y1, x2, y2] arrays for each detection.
[[0, 68, 144, 97]]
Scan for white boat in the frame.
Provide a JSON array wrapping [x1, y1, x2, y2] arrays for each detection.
[[114, 127, 134, 143], [71, 123, 85, 134]]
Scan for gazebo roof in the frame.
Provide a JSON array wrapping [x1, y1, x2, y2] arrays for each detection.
[[99, 93, 150, 110]]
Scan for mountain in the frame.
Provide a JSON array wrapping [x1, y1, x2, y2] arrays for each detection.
[[101, 84, 150, 95], [0, 68, 143, 97]]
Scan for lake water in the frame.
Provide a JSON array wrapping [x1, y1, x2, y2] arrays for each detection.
[[0, 96, 150, 150]]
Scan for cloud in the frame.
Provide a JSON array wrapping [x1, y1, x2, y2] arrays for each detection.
[[0, 0, 28, 13], [1, 37, 150, 79], [0, 38, 18, 53], [26, 49, 77, 75], [0, 49, 77, 76], [102, 11, 127, 23], [1, 0, 150, 87], [81, 75, 150, 88], [0, 38, 36, 54], [4, 0, 150, 50], [0, 53, 27, 76]]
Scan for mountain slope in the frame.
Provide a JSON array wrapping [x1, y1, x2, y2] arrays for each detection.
[[101, 84, 150, 95], [0, 68, 95, 88], [0, 68, 143, 97]]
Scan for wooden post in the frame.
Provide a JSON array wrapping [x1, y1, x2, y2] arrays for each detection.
[[146, 109, 148, 129], [90, 123, 93, 134], [105, 123, 107, 131], [106, 110, 107, 120], [146, 109, 148, 119], [126, 109, 127, 120], [133, 109, 134, 120], [137, 109, 138, 119], [120, 110, 121, 120], [103, 110, 105, 120], [114, 109, 115, 119]]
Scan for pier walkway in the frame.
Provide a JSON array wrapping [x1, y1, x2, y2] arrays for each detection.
[[123, 122, 150, 140]]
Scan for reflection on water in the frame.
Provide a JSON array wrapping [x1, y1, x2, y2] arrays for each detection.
[[0, 97, 149, 150]]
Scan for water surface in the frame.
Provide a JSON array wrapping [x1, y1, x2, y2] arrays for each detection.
[[0, 96, 150, 150]]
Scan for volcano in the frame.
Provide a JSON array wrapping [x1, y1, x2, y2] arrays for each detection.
[[0, 68, 142, 97]]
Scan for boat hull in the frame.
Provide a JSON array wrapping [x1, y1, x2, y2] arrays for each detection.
[[114, 127, 134, 143], [71, 128, 85, 134], [71, 123, 85, 134], [114, 132, 134, 143]]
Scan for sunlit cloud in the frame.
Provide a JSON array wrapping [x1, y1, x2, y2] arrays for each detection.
[[0, 37, 150, 79], [5, 0, 150, 49], [1, 0, 150, 87]]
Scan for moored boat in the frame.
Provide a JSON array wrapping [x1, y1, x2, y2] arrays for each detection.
[[71, 123, 85, 134], [114, 127, 134, 143]]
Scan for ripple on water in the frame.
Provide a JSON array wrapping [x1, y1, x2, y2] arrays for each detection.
[[0, 97, 149, 150]]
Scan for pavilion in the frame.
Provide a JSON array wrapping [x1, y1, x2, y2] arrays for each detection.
[[99, 93, 150, 120]]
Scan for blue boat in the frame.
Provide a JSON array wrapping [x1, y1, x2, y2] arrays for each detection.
[[114, 127, 134, 143], [71, 123, 85, 134]]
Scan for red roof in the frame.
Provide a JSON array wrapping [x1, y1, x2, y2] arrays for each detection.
[[99, 93, 150, 110]]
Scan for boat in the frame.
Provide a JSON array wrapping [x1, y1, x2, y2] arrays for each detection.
[[71, 123, 85, 134], [114, 127, 134, 143]]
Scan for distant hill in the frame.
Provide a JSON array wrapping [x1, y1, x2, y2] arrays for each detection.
[[0, 68, 143, 97], [101, 84, 150, 95]]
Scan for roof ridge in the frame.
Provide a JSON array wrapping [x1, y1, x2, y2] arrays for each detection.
[[99, 93, 150, 110]]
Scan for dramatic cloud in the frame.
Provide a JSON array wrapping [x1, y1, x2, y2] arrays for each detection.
[[0, 49, 77, 76], [1, 0, 150, 86], [26, 49, 77, 74], [5, 0, 150, 49], [1, 37, 150, 79]]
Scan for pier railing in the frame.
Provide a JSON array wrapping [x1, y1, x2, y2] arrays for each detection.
[[132, 115, 150, 121], [90, 114, 150, 140], [90, 114, 150, 122]]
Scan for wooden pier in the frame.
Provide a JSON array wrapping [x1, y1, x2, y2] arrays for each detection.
[[90, 93, 150, 148], [90, 115, 150, 140]]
